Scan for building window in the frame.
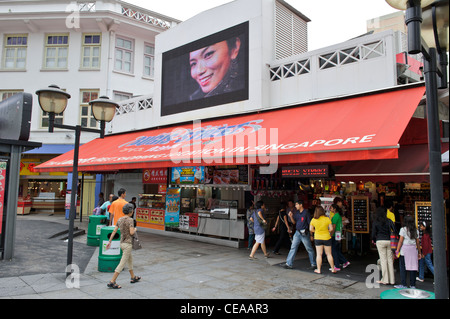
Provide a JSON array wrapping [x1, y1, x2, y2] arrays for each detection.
[[80, 90, 99, 128], [81, 34, 101, 69], [0, 90, 23, 101], [113, 91, 133, 101], [115, 36, 134, 73], [143, 43, 155, 78], [41, 111, 64, 128], [2, 35, 27, 69], [44, 34, 69, 69]]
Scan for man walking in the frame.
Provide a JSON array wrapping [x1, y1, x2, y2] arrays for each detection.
[[109, 188, 128, 225], [284, 200, 316, 269]]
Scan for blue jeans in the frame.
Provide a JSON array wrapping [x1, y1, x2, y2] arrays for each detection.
[[418, 253, 434, 279], [286, 230, 316, 267], [331, 237, 348, 268]]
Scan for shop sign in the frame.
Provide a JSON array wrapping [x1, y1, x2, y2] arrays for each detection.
[[281, 165, 329, 178], [179, 215, 189, 230], [0, 161, 7, 236], [143, 168, 167, 184], [20, 159, 41, 176], [65, 190, 71, 210], [171, 166, 204, 184], [158, 184, 167, 194], [205, 165, 248, 185], [185, 213, 198, 228], [165, 187, 180, 227]]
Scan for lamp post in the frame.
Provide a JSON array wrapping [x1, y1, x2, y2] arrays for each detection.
[[35, 85, 118, 277], [386, 0, 449, 299]]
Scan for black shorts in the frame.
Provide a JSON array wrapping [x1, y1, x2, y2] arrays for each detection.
[[315, 239, 332, 246]]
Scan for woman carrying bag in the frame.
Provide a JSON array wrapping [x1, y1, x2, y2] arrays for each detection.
[[372, 207, 395, 285], [106, 203, 141, 289], [249, 201, 270, 260], [394, 215, 421, 289]]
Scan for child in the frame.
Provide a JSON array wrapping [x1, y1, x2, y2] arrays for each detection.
[[417, 221, 434, 282], [394, 215, 421, 289]]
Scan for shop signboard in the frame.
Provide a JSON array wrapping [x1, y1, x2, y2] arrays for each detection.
[[65, 190, 71, 210], [281, 165, 329, 178], [0, 161, 7, 237], [143, 168, 167, 184], [204, 165, 249, 185], [19, 159, 41, 176], [179, 215, 189, 230], [165, 187, 180, 227], [171, 166, 204, 184], [158, 184, 167, 194]]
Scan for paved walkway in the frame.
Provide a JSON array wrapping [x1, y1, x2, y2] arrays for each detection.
[[0, 213, 434, 300]]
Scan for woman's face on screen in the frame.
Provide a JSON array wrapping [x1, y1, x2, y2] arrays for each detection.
[[189, 40, 239, 94]]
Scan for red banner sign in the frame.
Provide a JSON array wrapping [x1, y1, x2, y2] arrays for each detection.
[[281, 165, 329, 178], [143, 168, 168, 184]]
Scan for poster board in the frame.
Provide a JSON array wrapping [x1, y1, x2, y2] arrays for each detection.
[[415, 201, 447, 248], [351, 196, 369, 234]]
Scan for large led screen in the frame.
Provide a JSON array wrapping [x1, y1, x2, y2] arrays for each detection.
[[161, 21, 249, 116]]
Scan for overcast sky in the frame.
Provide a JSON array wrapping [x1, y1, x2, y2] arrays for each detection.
[[125, 0, 400, 51]]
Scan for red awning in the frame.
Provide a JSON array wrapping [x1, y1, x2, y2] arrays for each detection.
[[335, 143, 450, 183], [35, 85, 426, 173]]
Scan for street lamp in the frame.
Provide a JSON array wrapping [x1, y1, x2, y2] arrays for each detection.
[[386, 0, 449, 299], [36, 85, 118, 277], [89, 95, 118, 138]]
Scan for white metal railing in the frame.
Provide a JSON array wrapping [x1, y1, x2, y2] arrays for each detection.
[[78, 2, 96, 12], [270, 38, 385, 81], [116, 95, 153, 115], [122, 7, 172, 29]]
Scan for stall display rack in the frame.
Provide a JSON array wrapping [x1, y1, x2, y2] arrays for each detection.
[[136, 194, 165, 230]]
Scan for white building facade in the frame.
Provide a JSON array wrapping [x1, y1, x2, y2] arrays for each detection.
[[110, 0, 419, 134], [0, 0, 179, 211], [0, 0, 179, 144]]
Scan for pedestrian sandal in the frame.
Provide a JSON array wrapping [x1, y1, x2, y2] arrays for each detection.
[[130, 276, 141, 283], [107, 281, 121, 289]]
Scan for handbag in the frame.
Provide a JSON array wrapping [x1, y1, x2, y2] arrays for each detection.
[[256, 214, 268, 231], [132, 232, 142, 250], [389, 220, 398, 250]]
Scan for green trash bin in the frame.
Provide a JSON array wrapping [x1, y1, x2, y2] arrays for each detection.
[[98, 226, 122, 272], [87, 215, 108, 246]]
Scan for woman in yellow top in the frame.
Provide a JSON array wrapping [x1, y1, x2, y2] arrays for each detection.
[[309, 206, 336, 274]]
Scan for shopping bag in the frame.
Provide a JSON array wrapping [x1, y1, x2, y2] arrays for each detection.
[[389, 221, 398, 250], [132, 232, 142, 250]]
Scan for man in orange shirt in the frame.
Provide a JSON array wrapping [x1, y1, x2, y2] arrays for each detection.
[[110, 188, 128, 225]]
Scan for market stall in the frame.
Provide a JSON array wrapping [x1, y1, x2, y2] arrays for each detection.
[[166, 165, 248, 243], [136, 168, 167, 230]]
